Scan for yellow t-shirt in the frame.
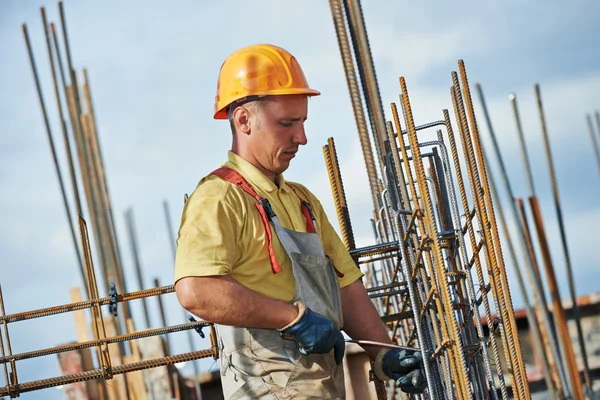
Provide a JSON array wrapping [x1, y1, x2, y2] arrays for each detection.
[[174, 151, 364, 302]]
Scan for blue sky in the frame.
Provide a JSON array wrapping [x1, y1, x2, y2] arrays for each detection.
[[1, 1, 599, 398]]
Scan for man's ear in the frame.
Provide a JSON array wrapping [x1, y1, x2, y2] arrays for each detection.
[[233, 106, 251, 135]]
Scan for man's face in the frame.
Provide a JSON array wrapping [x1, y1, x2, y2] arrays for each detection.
[[248, 95, 308, 176]]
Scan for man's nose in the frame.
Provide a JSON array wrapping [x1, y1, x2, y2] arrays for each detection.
[[294, 124, 308, 146]]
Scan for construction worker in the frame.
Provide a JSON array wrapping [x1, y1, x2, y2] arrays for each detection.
[[174, 43, 425, 399]]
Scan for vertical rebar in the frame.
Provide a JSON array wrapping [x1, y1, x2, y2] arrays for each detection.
[[392, 103, 450, 397], [442, 111, 503, 399], [458, 62, 530, 398], [342, 0, 388, 172], [529, 197, 585, 400], [402, 77, 471, 400], [325, 138, 357, 252], [385, 117, 438, 398], [586, 114, 600, 174], [163, 200, 202, 400], [124, 208, 151, 329], [537, 84, 593, 398], [451, 79, 513, 398], [475, 82, 567, 397], [0, 285, 16, 392], [328, 0, 380, 213], [509, 93, 536, 196], [24, 18, 87, 297], [487, 157, 557, 399]]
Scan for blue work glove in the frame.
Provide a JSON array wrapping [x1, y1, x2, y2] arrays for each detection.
[[374, 348, 426, 394], [278, 301, 345, 365]]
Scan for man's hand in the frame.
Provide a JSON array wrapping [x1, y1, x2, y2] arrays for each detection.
[[374, 348, 426, 394], [278, 301, 345, 365]]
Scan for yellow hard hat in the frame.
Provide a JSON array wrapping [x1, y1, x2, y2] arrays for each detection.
[[213, 44, 321, 120]]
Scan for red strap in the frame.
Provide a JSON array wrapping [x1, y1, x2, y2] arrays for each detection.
[[211, 167, 282, 274], [287, 185, 317, 234]]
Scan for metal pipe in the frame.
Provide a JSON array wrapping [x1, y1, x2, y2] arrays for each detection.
[[537, 83, 593, 397]]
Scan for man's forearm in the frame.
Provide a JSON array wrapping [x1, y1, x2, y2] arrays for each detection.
[[176, 275, 299, 330], [341, 280, 391, 359]]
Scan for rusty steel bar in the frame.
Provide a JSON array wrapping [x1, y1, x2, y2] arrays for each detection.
[[0, 284, 174, 325], [82, 70, 130, 312], [154, 278, 172, 356], [512, 91, 579, 399], [509, 89, 583, 399], [0, 320, 210, 364], [328, 0, 379, 214], [516, 197, 564, 394], [23, 18, 86, 296], [486, 157, 557, 398], [451, 81, 513, 398], [323, 138, 357, 252], [536, 84, 593, 398], [476, 84, 569, 397], [586, 114, 600, 173], [0, 347, 217, 398], [384, 116, 439, 397], [529, 197, 585, 400], [49, 22, 83, 218], [342, 0, 387, 171], [457, 62, 530, 398], [443, 110, 502, 399], [392, 104, 452, 398], [124, 208, 151, 329], [0, 285, 16, 392], [402, 77, 471, 399], [163, 199, 203, 400]]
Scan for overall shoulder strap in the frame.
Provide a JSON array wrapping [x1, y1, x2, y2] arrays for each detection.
[[286, 184, 317, 234], [211, 167, 282, 274]]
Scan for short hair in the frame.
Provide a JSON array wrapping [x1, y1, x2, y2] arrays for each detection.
[[227, 96, 267, 134]]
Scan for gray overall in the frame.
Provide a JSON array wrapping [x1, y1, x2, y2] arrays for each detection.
[[214, 179, 346, 399]]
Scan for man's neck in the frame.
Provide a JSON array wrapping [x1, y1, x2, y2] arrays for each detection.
[[230, 147, 277, 184]]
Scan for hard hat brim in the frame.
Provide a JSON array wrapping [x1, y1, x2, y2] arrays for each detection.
[[213, 88, 321, 120]]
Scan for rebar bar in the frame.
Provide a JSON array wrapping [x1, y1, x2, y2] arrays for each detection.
[[586, 114, 600, 174], [476, 83, 568, 397], [0, 348, 217, 397], [328, 0, 380, 213], [536, 83, 593, 398]]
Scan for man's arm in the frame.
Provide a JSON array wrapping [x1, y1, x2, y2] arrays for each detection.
[[341, 279, 392, 359], [176, 275, 298, 329]]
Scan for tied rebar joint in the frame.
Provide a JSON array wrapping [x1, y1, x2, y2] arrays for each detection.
[[108, 283, 118, 317], [189, 316, 205, 339]]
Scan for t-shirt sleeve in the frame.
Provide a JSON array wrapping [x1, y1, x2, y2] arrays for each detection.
[[174, 185, 240, 284], [303, 189, 364, 288]]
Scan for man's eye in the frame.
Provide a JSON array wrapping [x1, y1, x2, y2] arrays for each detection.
[[280, 121, 292, 127]]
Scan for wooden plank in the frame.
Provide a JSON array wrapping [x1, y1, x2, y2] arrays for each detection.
[[138, 335, 171, 399], [70, 287, 89, 342], [103, 316, 129, 400]]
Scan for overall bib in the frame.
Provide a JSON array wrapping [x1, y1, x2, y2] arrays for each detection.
[[211, 167, 346, 400]]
